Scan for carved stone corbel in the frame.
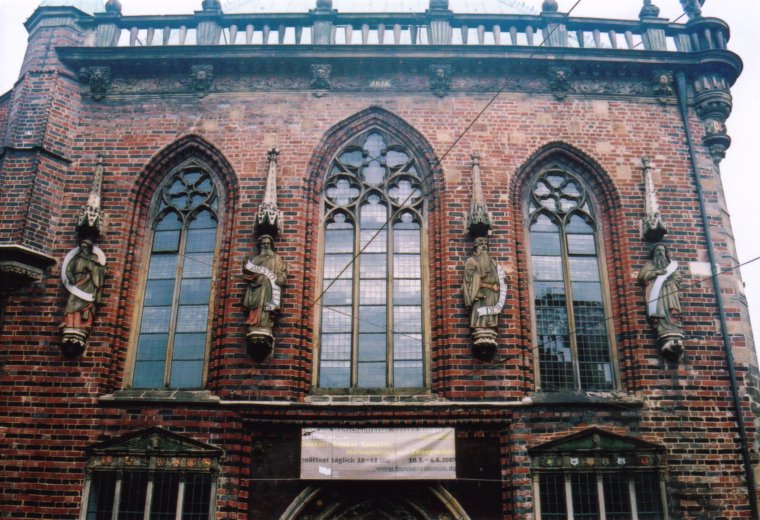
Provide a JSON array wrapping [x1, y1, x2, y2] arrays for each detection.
[[693, 73, 732, 164], [310, 64, 333, 94], [652, 70, 674, 104], [80, 66, 111, 100], [548, 66, 571, 100], [190, 65, 214, 97], [640, 157, 667, 242], [429, 64, 452, 98]]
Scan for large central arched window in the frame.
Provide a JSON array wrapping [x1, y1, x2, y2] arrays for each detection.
[[317, 130, 427, 390], [131, 162, 220, 389], [526, 165, 615, 391]]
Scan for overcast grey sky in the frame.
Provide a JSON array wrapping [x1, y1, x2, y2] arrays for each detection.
[[1, 0, 758, 347]]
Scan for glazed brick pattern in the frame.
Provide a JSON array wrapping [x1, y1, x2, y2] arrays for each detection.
[[0, 10, 758, 520]]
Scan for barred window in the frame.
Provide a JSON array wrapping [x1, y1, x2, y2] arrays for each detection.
[[81, 429, 220, 520], [527, 168, 615, 391], [536, 471, 665, 520], [317, 130, 427, 390], [131, 164, 220, 389]]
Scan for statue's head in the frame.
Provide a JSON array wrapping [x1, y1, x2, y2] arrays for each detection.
[[652, 243, 670, 266], [473, 236, 489, 253], [80, 238, 94, 254], [258, 235, 274, 251]]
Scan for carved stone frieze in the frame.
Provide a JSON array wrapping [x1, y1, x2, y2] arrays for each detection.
[[429, 64, 452, 97], [80, 66, 111, 100], [310, 64, 333, 92], [548, 66, 572, 100], [652, 70, 674, 104], [190, 65, 214, 97]]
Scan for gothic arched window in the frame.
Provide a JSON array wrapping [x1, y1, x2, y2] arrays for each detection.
[[526, 166, 615, 391], [131, 162, 220, 389], [317, 130, 427, 390]]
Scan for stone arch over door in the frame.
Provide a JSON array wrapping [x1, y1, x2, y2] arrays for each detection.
[[280, 483, 471, 520]]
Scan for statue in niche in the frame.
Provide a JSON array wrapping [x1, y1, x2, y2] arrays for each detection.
[[243, 235, 288, 360], [638, 243, 684, 360], [61, 239, 107, 357], [463, 236, 506, 359]]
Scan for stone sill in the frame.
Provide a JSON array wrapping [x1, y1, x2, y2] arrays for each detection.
[[100, 389, 221, 404]]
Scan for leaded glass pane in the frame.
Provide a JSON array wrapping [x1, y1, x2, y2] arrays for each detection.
[[182, 474, 212, 520], [153, 230, 181, 252], [140, 307, 172, 333], [531, 231, 561, 256], [634, 472, 665, 520], [324, 228, 354, 254], [175, 306, 209, 333], [321, 307, 352, 334], [360, 280, 386, 305], [86, 472, 116, 520], [180, 278, 212, 305], [386, 150, 409, 168], [186, 227, 217, 253], [394, 360, 423, 388], [394, 306, 422, 333], [393, 279, 422, 305], [169, 360, 205, 388], [323, 254, 354, 279], [571, 473, 600, 520], [118, 471, 149, 520], [359, 253, 387, 278], [132, 359, 166, 388], [359, 305, 386, 334], [532, 256, 564, 281], [603, 473, 631, 520], [172, 333, 207, 360], [358, 334, 386, 361], [567, 234, 596, 255], [394, 254, 421, 279], [181, 253, 214, 279], [360, 230, 387, 252], [320, 333, 352, 360], [148, 254, 179, 280], [145, 279, 175, 307], [323, 279, 353, 305], [360, 199, 387, 229], [539, 474, 566, 520], [320, 362, 351, 388], [394, 229, 421, 253], [566, 214, 594, 233], [358, 362, 386, 388], [394, 333, 422, 360], [569, 257, 601, 282], [156, 212, 183, 231], [150, 472, 180, 520]]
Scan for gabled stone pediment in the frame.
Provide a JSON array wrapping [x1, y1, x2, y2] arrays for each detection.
[[88, 427, 222, 457], [528, 428, 664, 471]]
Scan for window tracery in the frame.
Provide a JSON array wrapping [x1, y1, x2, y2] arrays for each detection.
[[318, 130, 426, 390]]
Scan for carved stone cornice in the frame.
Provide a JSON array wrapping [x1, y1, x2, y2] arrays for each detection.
[[0, 244, 56, 293]]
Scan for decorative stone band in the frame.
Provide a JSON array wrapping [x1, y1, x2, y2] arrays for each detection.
[[244, 260, 282, 311], [648, 260, 678, 317], [61, 246, 107, 303], [476, 264, 507, 318]]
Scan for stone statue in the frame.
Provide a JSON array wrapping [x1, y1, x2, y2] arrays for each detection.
[[638, 243, 684, 359], [243, 235, 288, 359], [61, 239, 107, 357], [463, 237, 506, 359]]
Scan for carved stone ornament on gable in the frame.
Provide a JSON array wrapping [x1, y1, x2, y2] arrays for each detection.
[[80, 66, 111, 100], [652, 70, 674, 104], [310, 64, 333, 93], [548, 66, 572, 100], [190, 65, 214, 97], [429, 64, 452, 98], [85, 427, 222, 474]]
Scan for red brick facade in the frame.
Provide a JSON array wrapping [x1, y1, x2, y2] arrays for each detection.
[[0, 4, 758, 519]]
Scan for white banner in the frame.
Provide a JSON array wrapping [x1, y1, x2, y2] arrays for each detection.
[[300, 428, 456, 480]]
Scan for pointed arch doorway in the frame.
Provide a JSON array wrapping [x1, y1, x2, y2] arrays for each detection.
[[280, 483, 471, 520]]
